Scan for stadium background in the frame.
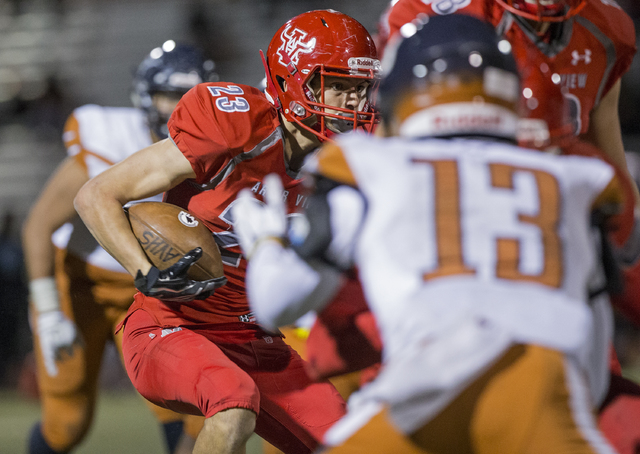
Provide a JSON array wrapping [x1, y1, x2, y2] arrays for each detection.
[[0, 0, 638, 452]]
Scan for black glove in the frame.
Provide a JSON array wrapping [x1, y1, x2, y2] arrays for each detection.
[[134, 248, 227, 302]]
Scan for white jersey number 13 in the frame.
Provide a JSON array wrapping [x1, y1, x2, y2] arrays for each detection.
[[413, 158, 563, 288]]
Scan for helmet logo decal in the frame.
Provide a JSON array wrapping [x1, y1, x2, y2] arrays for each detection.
[[276, 25, 316, 67], [422, 0, 472, 15]]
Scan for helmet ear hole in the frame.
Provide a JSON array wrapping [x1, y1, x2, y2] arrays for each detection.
[[276, 75, 286, 92]]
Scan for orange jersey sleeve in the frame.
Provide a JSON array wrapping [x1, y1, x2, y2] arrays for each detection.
[[314, 142, 358, 187], [63, 111, 114, 173]]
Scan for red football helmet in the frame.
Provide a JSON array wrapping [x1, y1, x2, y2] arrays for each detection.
[[262, 10, 381, 141], [495, 0, 587, 22]]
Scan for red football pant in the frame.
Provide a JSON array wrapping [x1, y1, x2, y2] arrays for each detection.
[[306, 278, 382, 381], [598, 372, 640, 454], [122, 309, 346, 453]]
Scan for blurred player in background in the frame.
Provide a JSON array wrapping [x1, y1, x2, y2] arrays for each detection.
[[234, 14, 640, 453], [378, 0, 636, 196], [74, 9, 380, 454], [22, 41, 213, 454]]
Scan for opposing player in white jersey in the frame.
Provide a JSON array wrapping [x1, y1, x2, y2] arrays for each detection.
[[21, 41, 214, 454], [233, 14, 640, 453]]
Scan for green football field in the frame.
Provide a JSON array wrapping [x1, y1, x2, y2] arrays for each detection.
[[0, 390, 264, 454]]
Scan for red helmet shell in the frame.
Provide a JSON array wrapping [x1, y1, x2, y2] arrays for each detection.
[[263, 10, 381, 141], [495, 0, 587, 22]]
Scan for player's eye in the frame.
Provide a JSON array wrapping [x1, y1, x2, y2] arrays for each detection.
[[356, 83, 370, 95]]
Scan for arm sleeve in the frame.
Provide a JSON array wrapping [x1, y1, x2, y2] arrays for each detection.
[[168, 85, 233, 184], [293, 178, 367, 270], [63, 111, 90, 173], [598, 6, 637, 100], [168, 83, 279, 185], [565, 139, 636, 250]]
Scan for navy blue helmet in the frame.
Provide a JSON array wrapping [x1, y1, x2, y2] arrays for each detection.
[[377, 14, 521, 140], [132, 41, 218, 139]]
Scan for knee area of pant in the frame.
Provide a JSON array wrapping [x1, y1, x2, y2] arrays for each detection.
[[197, 365, 259, 403]]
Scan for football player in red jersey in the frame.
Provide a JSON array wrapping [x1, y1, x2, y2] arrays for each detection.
[[380, 0, 637, 202], [74, 10, 380, 454]]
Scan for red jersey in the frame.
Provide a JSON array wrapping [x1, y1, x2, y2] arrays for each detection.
[[383, 0, 636, 139], [130, 83, 311, 327]]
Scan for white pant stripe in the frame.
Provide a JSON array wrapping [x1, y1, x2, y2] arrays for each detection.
[[564, 357, 617, 454]]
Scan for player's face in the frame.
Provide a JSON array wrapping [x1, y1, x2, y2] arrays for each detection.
[[319, 76, 370, 112], [153, 91, 183, 118], [309, 75, 371, 133], [148, 91, 185, 141]]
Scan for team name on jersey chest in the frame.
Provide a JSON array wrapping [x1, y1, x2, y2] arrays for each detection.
[[560, 73, 588, 90], [250, 181, 310, 208]]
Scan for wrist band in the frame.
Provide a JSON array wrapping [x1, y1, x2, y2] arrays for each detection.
[[29, 276, 60, 313]]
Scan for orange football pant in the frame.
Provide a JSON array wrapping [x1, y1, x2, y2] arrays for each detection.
[[31, 248, 203, 452], [324, 345, 616, 454]]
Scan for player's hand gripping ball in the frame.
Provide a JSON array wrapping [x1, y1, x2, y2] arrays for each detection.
[[125, 202, 227, 301]]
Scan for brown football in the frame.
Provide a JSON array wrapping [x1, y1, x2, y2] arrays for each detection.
[[125, 201, 224, 281]]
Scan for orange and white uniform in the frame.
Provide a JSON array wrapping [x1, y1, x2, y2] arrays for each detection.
[[52, 104, 157, 274], [244, 132, 637, 453], [33, 104, 203, 451]]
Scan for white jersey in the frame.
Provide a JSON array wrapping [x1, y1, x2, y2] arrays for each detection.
[[51, 104, 162, 272], [307, 132, 621, 436]]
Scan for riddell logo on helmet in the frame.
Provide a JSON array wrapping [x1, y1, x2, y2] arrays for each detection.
[[348, 57, 382, 73], [277, 25, 316, 67]]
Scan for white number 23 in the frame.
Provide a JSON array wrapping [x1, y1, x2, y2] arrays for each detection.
[[208, 85, 250, 112]]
